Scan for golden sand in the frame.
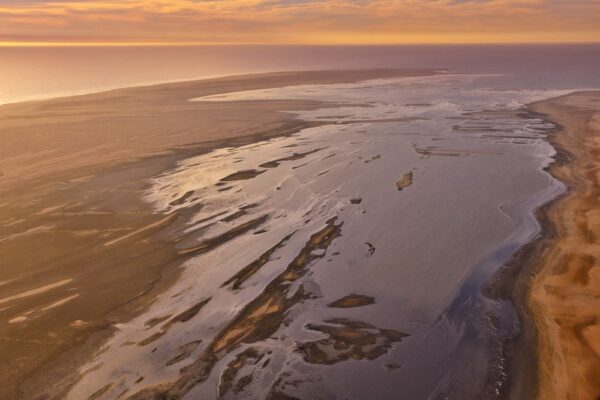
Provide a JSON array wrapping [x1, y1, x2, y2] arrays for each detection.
[[529, 92, 600, 400]]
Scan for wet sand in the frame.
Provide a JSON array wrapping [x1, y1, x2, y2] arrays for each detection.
[[61, 73, 570, 400], [525, 92, 600, 399], [0, 69, 431, 399]]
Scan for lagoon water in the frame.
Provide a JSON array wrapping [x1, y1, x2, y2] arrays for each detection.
[[64, 71, 595, 399]]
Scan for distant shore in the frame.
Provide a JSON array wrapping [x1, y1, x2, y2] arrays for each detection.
[[0, 69, 433, 399]]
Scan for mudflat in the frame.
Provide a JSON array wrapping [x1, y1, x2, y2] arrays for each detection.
[[0, 69, 431, 399], [528, 92, 600, 399]]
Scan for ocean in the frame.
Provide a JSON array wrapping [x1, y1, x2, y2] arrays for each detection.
[[1, 44, 599, 105]]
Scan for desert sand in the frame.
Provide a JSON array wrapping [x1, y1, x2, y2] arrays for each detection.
[[528, 92, 600, 400], [0, 69, 431, 399]]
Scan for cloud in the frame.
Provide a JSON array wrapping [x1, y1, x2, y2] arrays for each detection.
[[0, 0, 598, 44]]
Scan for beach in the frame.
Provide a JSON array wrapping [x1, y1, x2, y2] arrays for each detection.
[[526, 92, 600, 399]]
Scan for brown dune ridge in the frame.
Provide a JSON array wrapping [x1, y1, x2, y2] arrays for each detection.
[[527, 92, 600, 400]]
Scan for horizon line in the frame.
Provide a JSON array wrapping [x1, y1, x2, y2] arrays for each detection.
[[2, 40, 600, 48]]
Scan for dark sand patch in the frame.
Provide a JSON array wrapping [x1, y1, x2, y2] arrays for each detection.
[[218, 347, 266, 397], [298, 318, 408, 365], [291, 163, 308, 170], [220, 210, 248, 223], [220, 169, 266, 181], [364, 154, 381, 164], [396, 172, 413, 191], [222, 232, 296, 290], [259, 148, 324, 169], [144, 315, 172, 329], [166, 340, 203, 366], [412, 144, 498, 158], [328, 294, 375, 308], [386, 363, 402, 370], [365, 242, 376, 256], [177, 215, 269, 257], [138, 298, 210, 346], [169, 190, 195, 207]]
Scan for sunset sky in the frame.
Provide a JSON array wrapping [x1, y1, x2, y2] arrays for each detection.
[[1, 0, 599, 46]]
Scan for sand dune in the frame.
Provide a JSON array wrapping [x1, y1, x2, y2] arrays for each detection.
[[528, 92, 600, 400]]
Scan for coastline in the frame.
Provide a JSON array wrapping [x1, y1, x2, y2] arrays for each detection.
[[500, 91, 600, 399], [0, 69, 432, 399], [527, 92, 600, 399], [3, 68, 597, 399]]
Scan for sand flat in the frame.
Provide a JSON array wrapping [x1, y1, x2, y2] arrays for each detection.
[[0, 69, 431, 192], [0, 69, 431, 400]]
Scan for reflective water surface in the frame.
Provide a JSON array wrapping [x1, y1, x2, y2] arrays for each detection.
[[67, 74, 577, 399]]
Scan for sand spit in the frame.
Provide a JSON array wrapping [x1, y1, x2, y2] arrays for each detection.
[[525, 92, 600, 399]]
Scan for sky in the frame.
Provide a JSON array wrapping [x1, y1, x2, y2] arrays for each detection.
[[0, 0, 599, 45]]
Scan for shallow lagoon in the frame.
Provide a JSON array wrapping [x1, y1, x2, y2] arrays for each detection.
[[70, 73, 572, 399]]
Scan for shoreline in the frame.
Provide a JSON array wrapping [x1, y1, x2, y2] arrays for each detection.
[[0, 68, 433, 399], [497, 91, 600, 399], [527, 92, 600, 399], [2, 68, 597, 399]]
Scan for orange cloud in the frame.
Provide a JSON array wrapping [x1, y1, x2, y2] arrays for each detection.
[[0, 0, 598, 45]]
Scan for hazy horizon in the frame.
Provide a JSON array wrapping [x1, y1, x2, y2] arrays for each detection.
[[1, 43, 599, 106]]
